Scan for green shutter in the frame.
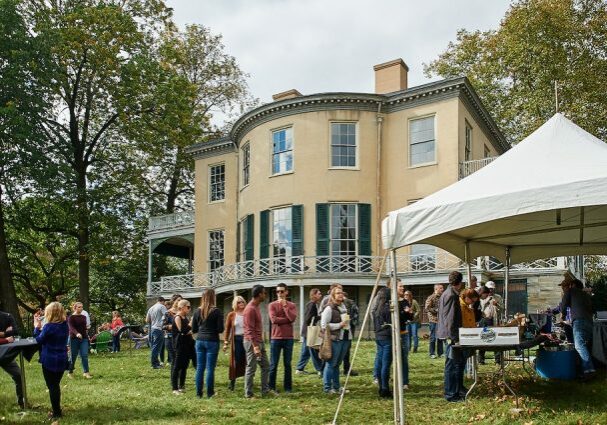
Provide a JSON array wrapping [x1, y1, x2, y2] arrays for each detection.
[[316, 203, 329, 256], [236, 220, 241, 262], [245, 214, 254, 261], [260, 210, 270, 259], [358, 203, 372, 256], [292, 205, 303, 256]]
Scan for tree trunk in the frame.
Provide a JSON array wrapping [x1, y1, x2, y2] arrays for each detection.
[[0, 189, 23, 328], [76, 164, 90, 310]]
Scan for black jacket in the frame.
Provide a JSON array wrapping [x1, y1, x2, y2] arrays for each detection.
[[437, 286, 462, 342], [301, 301, 320, 335], [0, 311, 18, 337], [192, 307, 224, 341], [374, 302, 392, 341]]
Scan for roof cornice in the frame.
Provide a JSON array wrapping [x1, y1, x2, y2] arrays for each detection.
[[187, 76, 509, 157]]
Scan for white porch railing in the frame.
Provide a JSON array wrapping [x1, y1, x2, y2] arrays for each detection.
[[152, 254, 563, 294], [459, 157, 497, 179], [149, 210, 195, 232]]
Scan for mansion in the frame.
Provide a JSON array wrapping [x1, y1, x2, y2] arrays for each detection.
[[146, 59, 571, 335]]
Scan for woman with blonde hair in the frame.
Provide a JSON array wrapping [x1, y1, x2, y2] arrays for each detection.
[[320, 286, 351, 394], [223, 295, 247, 390], [192, 289, 224, 398], [171, 299, 194, 394], [34, 302, 69, 420], [68, 302, 92, 378]]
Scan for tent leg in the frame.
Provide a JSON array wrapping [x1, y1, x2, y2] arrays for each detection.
[[504, 247, 511, 322], [390, 250, 404, 424], [465, 241, 472, 288]]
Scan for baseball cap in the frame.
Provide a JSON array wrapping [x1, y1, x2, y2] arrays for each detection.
[[485, 281, 496, 289]]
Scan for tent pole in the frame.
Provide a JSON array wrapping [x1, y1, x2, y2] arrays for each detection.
[[390, 249, 404, 424], [465, 241, 472, 288], [504, 247, 511, 322]]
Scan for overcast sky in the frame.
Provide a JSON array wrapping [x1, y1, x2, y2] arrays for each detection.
[[166, 0, 512, 107]]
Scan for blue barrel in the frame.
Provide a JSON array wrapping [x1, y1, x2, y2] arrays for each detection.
[[535, 348, 576, 380]]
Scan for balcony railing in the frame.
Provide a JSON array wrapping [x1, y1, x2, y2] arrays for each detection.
[[152, 254, 563, 294], [459, 157, 497, 179], [148, 210, 195, 232]]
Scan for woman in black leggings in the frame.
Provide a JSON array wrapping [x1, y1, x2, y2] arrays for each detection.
[[171, 299, 194, 394]]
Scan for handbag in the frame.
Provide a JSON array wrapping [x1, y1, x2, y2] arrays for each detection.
[[306, 318, 323, 348], [319, 331, 332, 361]]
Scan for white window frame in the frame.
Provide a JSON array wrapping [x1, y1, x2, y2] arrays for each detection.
[[408, 114, 437, 167], [208, 229, 225, 271], [329, 121, 359, 169], [270, 126, 294, 176], [328, 203, 358, 272], [242, 142, 250, 188], [208, 163, 225, 203], [464, 120, 472, 162]]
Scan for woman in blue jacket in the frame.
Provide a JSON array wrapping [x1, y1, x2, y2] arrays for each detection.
[[34, 302, 69, 420]]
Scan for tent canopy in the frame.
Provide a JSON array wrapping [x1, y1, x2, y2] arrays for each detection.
[[382, 113, 607, 264]]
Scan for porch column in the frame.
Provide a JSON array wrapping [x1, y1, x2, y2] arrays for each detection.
[[299, 284, 305, 339], [147, 240, 153, 295]]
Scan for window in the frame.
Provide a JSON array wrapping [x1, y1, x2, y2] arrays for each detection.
[[410, 244, 436, 271], [484, 144, 490, 158], [464, 121, 472, 161], [272, 127, 293, 174], [409, 116, 435, 166], [271, 207, 292, 273], [330, 204, 357, 271], [242, 143, 250, 186], [209, 164, 225, 202], [208, 230, 224, 271], [331, 122, 357, 167]]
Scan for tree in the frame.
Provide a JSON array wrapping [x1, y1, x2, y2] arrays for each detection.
[[425, 0, 607, 144], [0, 0, 51, 325], [19, 0, 185, 309], [140, 24, 257, 216]]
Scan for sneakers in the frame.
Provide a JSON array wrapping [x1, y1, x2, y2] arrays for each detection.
[[262, 390, 279, 397], [430, 355, 436, 359], [67, 372, 74, 379], [83, 372, 92, 379], [373, 378, 379, 385], [403, 384, 409, 390], [172, 390, 182, 396], [295, 369, 309, 375]]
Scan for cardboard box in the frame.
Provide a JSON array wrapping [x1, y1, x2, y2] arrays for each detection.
[[459, 327, 520, 346]]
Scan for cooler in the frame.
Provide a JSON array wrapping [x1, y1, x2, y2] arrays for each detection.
[[535, 347, 576, 380]]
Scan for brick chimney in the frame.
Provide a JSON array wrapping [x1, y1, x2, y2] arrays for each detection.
[[373, 59, 409, 94], [272, 89, 302, 101]]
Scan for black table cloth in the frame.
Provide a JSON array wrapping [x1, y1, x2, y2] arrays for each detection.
[[592, 321, 607, 365], [0, 340, 39, 364]]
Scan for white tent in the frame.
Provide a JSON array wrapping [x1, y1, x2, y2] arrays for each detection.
[[382, 113, 607, 264]]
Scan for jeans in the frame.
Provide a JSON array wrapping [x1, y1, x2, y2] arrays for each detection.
[[400, 334, 410, 385], [444, 343, 465, 401], [375, 339, 392, 391], [150, 328, 164, 368], [195, 340, 220, 397], [112, 334, 121, 353], [295, 337, 323, 372], [0, 360, 23, 404], [343, 325, 355, 373], [429, 323, 444, 357], [166, 336, 174, 364], [407, 323, 419, 351], [42, 367, 64, 417], [373, 344, 380, 379], [269, 339, 294, 392], [69, 338, 89, 373], [244, 340, 270, 397], [572, 318, 595, 373], [323, 339, 350, 392]]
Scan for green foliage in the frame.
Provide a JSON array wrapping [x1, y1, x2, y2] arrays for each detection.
[[425, 0, 607, 143]]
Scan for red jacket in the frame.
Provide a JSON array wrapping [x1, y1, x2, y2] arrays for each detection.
[[268, 300, 297, 340]]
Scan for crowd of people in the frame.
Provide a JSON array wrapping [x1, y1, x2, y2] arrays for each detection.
[[0, 271, 600, 419]]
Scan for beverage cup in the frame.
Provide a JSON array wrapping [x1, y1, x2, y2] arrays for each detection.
[[341, 313, 350, 323]]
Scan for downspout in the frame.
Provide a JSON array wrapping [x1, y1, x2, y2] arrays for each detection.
[[375, 101, 384, 258]]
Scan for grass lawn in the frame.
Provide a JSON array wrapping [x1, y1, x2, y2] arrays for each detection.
[[0, 340, 605, 424]]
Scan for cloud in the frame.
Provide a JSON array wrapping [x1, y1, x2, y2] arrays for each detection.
[[167, 0, 510, 104]]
